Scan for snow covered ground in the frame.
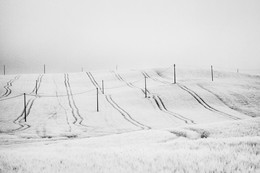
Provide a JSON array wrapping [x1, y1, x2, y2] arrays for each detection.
[[0, 66, 259, 172]]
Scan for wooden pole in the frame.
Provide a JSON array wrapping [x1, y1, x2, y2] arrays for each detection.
[[4, 65, 5, 75], [35, 80, 38, 95], [24, 93, 27, 122], [173, 64, 176, 84], [145, 76, 147, 98], [96, 88, 99, 112], [102, 80, 104, 94], [211, 65, 214, 81], [44, 64, 46, 74]]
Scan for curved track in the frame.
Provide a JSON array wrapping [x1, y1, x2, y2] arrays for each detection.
[[53, 79, 72, 132], [149, 70, 241, 121], [177, 83, 240, 120], [12, 98, 35, 131], [140, 72, 195, 124], [30, 75, 43, 95], [142, 71, 168, 84], [64, 74, 89, 128], [197, 84, 247, 116], [11, 75, 44, 132], [87, 71, 150, 129], [86, 72, 102, 91], [105, 95, 150, 130], [153, 95, 195, 124], [1, 75, 20, 98]]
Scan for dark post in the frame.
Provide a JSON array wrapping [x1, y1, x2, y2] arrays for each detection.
[[44, 64, 46, 74], [35, 80, 38, 95], [4, 65, 5, 75], [211, 65, 214, 81], [24, 93, 27, 122], [96, 88, 99, 112], [145, 76, 147, 98], [102, 80, 104, 94], [173, 64, 176, 84]]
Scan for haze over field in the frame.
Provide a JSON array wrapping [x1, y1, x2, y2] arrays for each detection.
[[1, 0, 260, 73], [1, 0, 260, 172]]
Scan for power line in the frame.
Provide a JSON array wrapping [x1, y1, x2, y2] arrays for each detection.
[[0, 94, 24, 102]]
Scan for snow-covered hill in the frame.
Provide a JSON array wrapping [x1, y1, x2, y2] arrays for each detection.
[[0, 67, 259, 172]]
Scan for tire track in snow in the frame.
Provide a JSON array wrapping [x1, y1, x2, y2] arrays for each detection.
[[147, 71, 241, 121], [64, 74, 79, 124], [1, 75, 20, 98], [105, 95, 150, 130], [87, 71, 150, 130], [114, 71, 149, 95], [114, 71, 160, 110], [12, 101, 31, 132], [24, 74, 44, 119], [144, 71, 173, 85], [64, 74, 89, 128], [11, 75, 44, 132], [53, 78, 72, 132], [116, 71, 193, 124], [197, 84, 248, 117], [86, 72, 102, 91], [140, 72, 195, 124], [177, 83, 240, 120], [142, 71, 168, 84], [114, 71, 194, 124], [30, 75, 43, 95], [86, 72, 115, 129], [156, 95, 195, 124], [150, 92, 194, 124], [12, 96, 35, 132], [114, 72, 136, 88]]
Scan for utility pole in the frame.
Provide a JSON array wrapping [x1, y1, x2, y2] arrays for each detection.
[[211, 65, 214, 81], [35, 80, 38, 95], [96, 88, 99, 112], [4, 65, 5, 75], [102, 80, 104, 94], [44, 64, 46, 74], [144, 76, 147, 98], [173, 64, 176, 84], [24, 93, 27, 122]]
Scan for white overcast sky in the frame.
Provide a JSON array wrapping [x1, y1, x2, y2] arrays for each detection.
[[0, 0, 260, 73]]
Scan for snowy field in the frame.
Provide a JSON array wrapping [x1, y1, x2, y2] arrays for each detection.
[[0, 66, 259, 172]]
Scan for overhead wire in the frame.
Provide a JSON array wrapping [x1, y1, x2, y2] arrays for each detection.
[[0, 66, 179, 102], [0, 94, 24, 102]]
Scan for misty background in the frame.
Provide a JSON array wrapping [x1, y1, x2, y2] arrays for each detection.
[[0, 0, 260, 74]]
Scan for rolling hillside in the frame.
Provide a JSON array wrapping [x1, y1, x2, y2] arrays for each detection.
[[0, 66, 259, 172]]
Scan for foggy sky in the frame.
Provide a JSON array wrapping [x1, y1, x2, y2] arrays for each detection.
[[0, 0, 260, 74]]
